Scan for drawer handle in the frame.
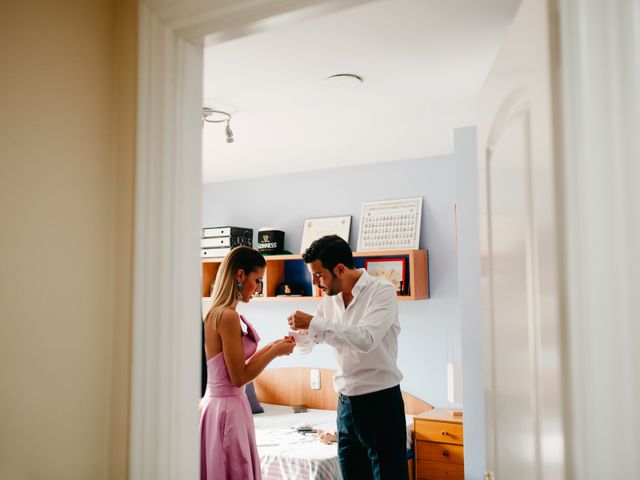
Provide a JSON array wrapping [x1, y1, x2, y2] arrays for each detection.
[[441, 430, 449, 436], [443, 450, 450, 457]]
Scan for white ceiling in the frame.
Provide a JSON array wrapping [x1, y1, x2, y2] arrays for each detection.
[[202, 0, 520, 183]]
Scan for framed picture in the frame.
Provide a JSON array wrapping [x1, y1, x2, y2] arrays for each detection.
[[364, 257, 407, 294], [300, 216, 351, 253], [357, 197, 422, 251]]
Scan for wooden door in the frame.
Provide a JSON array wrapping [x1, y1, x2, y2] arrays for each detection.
[[477, 0, 566, 479]]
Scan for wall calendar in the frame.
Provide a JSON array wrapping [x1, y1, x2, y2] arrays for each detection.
[[357, 197, 422, 251]]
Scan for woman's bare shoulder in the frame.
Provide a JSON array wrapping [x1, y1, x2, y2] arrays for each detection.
[[204, 306, 239, 327], [217, 308, 240, 328]]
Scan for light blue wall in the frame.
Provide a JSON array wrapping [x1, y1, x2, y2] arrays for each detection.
[[202, 128, 475, 408]]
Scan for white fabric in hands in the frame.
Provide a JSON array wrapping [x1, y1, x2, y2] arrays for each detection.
[[288, 329, 314, 354]]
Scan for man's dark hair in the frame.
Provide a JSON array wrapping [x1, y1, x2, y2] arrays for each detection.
[[302, 235, 354, 272]]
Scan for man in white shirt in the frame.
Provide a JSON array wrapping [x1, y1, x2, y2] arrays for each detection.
[[288, 235, 408, 480]]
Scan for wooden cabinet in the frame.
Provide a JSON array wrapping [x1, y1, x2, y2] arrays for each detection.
[[201, 249, 429, 302], [414, 409, 464, 480]]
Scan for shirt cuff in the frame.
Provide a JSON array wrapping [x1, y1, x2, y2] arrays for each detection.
[[308, 315, 328, 343]]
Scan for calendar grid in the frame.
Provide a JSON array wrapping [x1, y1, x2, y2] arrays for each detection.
[[357, 197, 422, 251]]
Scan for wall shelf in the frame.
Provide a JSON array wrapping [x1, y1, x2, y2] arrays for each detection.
[[201, 249, 429, 302]]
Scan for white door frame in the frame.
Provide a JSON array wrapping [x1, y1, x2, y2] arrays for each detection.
[[558, 1, 640, 478], [131, 1, 374, 477], [130, 6, 203, 478], [131, 0, 640, 477]]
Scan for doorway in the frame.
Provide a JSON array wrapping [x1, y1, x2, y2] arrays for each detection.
[[130, 0, 640, 478]]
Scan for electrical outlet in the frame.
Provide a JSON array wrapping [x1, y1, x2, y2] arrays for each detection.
[[310, 369, 321, 390]]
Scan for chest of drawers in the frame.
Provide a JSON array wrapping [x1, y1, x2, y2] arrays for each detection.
[[414, 409, 464, 480]]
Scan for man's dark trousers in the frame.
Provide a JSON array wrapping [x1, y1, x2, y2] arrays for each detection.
[[337, 384, 409, 480]]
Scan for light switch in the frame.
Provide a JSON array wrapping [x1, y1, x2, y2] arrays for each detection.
[[310, 369, 321, 390]]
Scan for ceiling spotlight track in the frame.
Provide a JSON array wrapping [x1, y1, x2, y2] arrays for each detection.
[[203, 107, 234, 143]]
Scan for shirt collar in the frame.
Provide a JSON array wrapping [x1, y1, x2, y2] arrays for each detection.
[[351, 268, 371, 298]]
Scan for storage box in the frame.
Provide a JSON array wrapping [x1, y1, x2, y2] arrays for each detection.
[[202, 226, 253, 239], [200, 226, 253, 258], [201, 247, 232, 258]]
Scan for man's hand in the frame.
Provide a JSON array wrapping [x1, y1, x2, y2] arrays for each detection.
[[287, 310, 313, 330]]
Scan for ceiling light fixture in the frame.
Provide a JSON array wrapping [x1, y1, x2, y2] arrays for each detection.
[[325, 73, 364, 85], [203, 107, 234, 143]]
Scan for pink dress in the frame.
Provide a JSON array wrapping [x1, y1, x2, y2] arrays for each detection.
[[200, 315, 262, 480]]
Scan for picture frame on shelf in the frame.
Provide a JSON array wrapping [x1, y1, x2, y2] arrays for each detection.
[[357, 197, 422, 251], [300, 215, 351, 253], [364, 257, 407, 295]]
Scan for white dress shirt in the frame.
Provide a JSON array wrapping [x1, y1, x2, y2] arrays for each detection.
[[294, 269, 403, 396]]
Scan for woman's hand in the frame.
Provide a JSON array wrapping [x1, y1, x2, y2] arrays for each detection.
[[271, 338, 295, 356]]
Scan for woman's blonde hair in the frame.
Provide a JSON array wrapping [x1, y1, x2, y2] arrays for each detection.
[[206, 246, 266, 327]]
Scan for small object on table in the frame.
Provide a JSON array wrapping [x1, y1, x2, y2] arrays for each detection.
[[295, 423, 314, 432], [316, 429, 337, 444], [291, 404, 308, 414]]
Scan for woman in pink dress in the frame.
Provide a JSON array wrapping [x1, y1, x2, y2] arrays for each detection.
[[200, 246, 295, 480]]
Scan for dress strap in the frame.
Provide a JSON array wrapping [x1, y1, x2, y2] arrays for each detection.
[[239, 315, 260, 343]]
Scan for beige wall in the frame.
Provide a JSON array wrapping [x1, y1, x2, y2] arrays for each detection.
[[0, 0, 136, 478]]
